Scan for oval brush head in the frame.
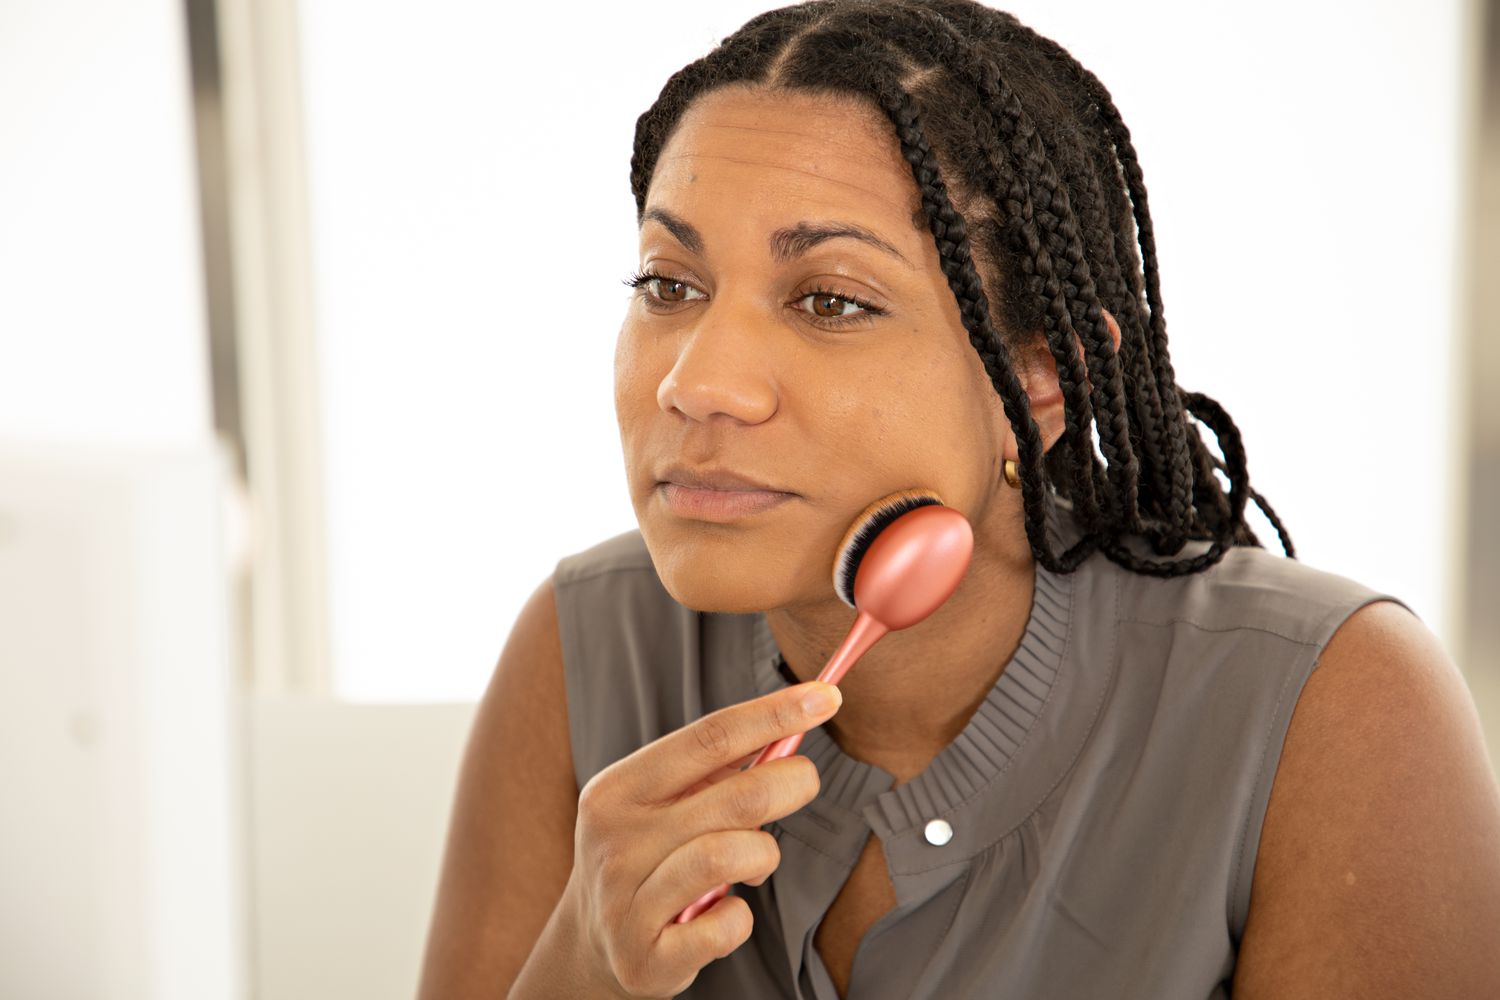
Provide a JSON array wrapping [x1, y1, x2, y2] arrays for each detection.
[[832, 488, 946, 608]]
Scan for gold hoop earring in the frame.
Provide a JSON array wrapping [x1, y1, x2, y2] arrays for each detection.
[[1003, 459, 1020, 489]]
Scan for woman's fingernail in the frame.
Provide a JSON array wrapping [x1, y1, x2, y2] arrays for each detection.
[[801, 683, 842, 715]]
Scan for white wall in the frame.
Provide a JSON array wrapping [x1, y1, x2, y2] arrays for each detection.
[[295, 0, 1467, 701], [0, 444, 247, 1000], [0, 1, 246, 997], [0, 0, 213, 450], [247, 700, 474, 1000]]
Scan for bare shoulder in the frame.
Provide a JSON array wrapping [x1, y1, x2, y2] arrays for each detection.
[[1232, 599, 1500, 998], [416, 573, 579, 1000]]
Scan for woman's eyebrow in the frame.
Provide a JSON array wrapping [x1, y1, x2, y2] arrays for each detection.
[[774, 220, 914, 269], [641, 207, 913, 270]]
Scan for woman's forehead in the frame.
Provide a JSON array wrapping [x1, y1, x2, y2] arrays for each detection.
[[650, 88, 923, 254], [672, 84, 890, 143]]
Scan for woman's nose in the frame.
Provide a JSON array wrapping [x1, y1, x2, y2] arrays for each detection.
[[655, 305, 778, 425]]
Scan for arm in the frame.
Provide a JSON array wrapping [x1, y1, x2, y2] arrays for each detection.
[[1231, 600, 1500, 997], [416, 574, 598, 999]]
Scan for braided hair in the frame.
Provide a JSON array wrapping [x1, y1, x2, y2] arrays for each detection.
[[628, 0, 1295, 577]]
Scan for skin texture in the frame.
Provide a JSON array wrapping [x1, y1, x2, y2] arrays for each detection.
[[615, 84, 1113, 777]]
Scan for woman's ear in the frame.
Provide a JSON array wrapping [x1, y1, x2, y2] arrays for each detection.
[[1011, 309, 1124, 455]]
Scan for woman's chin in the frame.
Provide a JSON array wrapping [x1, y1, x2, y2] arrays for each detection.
[[649, 556, 779, 613], [638, 532, 788, 613], [654, 577, 767, 614], [665, 586, 771, 615]]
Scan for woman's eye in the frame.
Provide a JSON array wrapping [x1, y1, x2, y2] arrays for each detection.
[[626, 272, 705, 305], [799, 290, 867, 321], [791, 286, 887, 327], [651, 275, 702, 302]]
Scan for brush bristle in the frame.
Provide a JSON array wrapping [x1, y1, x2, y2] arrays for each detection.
[[832, 489, 945, 608]]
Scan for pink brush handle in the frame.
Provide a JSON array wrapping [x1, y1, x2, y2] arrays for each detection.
[[672, 613, 889, 924], [669, 731, 805, 923]]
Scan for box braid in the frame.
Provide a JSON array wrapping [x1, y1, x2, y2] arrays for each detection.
[[952, 2, 1297, 563], [627, 0, 1296, 577], [851, 4, 1143, 548]]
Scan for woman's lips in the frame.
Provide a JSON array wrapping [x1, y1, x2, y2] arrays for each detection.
[[659, 482, 794, 522]]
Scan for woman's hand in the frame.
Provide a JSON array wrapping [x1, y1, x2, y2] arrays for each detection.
[[560, 680, 842, 999]]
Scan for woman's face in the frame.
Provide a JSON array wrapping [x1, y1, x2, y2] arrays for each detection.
[[615, 84, 1037, 614]]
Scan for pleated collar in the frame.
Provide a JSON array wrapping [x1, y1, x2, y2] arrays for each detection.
[[733, 495, 1120, 894], [748, 556, 1072, 838]]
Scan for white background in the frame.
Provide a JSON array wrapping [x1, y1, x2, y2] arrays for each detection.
[[0, 4, 241, 996]]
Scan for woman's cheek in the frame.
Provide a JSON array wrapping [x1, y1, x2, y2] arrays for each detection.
[[613, 331, 664, 421]]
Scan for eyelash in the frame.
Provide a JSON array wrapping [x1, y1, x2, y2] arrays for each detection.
[[621, 268, 887, 329]]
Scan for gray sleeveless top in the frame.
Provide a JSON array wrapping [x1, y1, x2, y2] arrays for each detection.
[[552, 511, 1410, 1000]]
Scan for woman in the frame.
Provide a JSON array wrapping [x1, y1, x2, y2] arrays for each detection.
[[419, 2, 1500, 997]]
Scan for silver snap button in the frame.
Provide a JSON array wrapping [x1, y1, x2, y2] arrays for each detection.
[[923, 818, 953, 846]]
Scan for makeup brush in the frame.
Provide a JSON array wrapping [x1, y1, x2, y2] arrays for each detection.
[[673, 488, 974, 924]]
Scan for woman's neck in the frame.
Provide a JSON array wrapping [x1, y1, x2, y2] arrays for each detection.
[[765, 533, 1038, 779]]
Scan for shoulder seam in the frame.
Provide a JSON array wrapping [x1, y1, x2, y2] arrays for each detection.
[[1118, 616, 1322, 647]]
